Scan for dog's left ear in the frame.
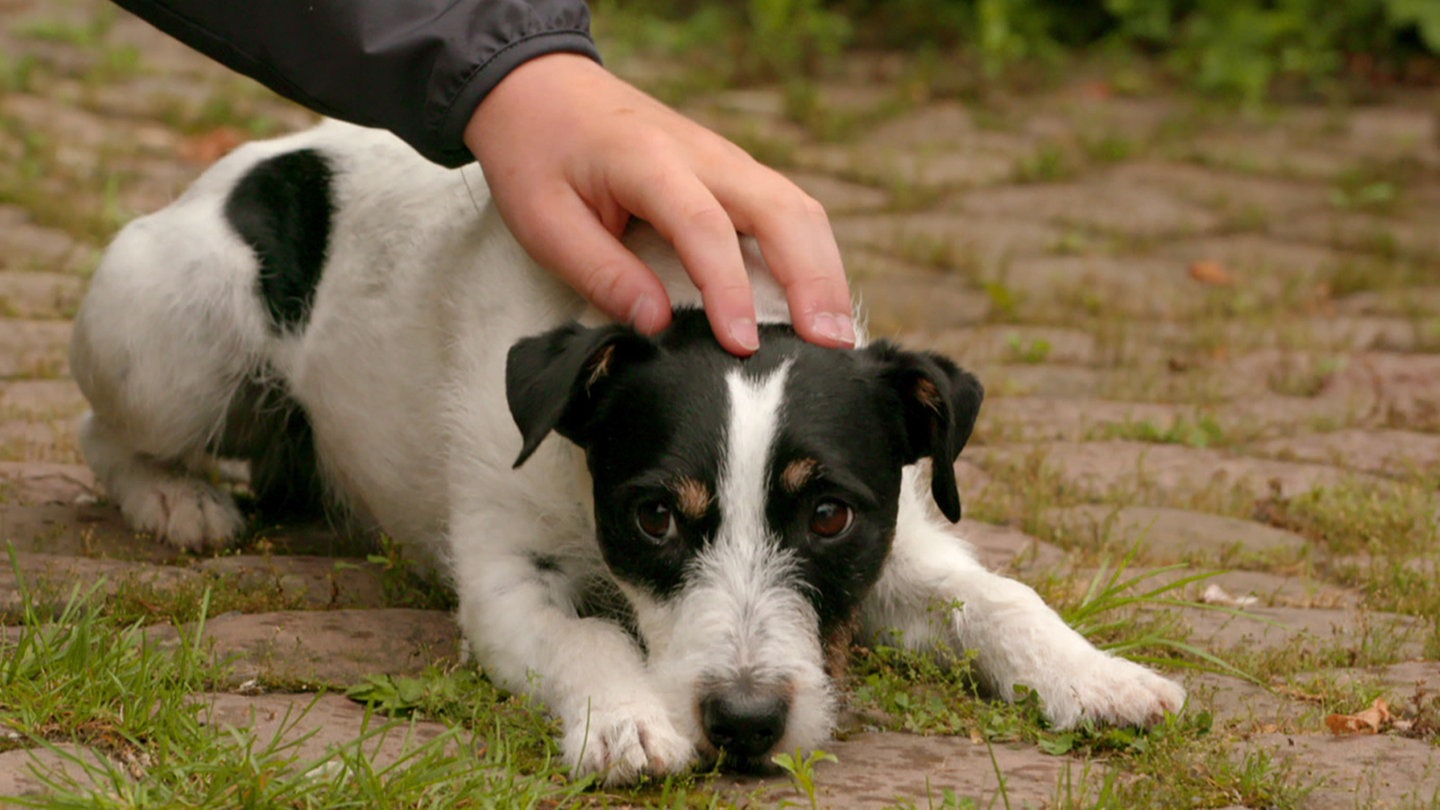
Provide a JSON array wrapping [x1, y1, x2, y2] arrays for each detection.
[[506, 322, 655, 468], [865, 342, 984, 523]]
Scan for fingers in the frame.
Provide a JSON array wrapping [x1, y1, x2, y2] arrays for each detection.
[[706, 161, 854, 349], [607, 149, 761, 355], [510, 184, 673, 334]]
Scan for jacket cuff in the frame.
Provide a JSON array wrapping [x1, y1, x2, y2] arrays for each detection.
[[432, 30, 601, 168]]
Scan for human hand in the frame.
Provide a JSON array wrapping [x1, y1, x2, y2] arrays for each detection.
[[463, 53, 853, 356]]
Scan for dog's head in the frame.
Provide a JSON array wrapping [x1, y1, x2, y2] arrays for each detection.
[[506, 310, 982, 769]]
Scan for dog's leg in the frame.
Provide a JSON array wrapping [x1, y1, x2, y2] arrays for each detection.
[[860, 480, 1185, 730], [69, 216, 263, 551], [450, 516, 695, 784], [77, 413, 245, 550]]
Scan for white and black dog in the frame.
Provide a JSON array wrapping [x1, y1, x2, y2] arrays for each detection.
[[70, 120, 1183, 783]]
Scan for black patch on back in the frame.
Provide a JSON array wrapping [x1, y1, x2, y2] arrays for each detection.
[[224, 149, 335, 333]]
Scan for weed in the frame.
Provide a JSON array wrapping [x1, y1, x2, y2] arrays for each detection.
[[13, 7, 117, 48], [1080, 133, 1135, 164], [1096, 414, 1227, 448], [1013, 142, 1077, 183], [771, 748, 837, 809], [1003, 334, 1052, 364], [1265, 353, 1346, 397], [1258, 477, 1438, 558]]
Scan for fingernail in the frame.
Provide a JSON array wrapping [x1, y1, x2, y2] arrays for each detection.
[[628, 296, 664, 334], [814, 312, 856, 346], [729, 318, 760, 352]]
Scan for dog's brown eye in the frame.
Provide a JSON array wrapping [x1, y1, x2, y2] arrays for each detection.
[[810, 500, 854, 539], [636, 500, 677, 542]]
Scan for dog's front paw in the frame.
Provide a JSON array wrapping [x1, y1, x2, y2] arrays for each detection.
[[120, 476, 244, 551], [1037, 654, 1186, 730], [563, 703, 695, 785]]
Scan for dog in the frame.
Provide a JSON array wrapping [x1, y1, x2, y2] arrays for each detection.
[[69, 120, 1184, 783]]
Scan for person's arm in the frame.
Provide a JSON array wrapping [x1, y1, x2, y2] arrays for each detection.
[[112, 1, 855, 354], [109, 0, 597, 167]]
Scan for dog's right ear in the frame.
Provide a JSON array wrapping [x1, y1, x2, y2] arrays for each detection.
[[506, 322, 656, 468]]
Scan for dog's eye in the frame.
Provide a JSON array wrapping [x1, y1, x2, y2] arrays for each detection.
[[635, 500, 678, 542], [809, 500, 854, 539]]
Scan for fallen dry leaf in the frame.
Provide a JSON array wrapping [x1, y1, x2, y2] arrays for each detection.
[[1188, 260, 1235, 287], [180, 127, 247, 165], [1325, 698, 1393, 735]]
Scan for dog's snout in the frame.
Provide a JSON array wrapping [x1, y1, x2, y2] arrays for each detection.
[[701, 688, 789, 761]]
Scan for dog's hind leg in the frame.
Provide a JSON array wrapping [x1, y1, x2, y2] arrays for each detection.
[[859, 470, 1185, 730], [70, 209, 267, 550]]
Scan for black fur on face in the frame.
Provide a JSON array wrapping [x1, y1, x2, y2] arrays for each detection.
[[507, 310, 984, 631]]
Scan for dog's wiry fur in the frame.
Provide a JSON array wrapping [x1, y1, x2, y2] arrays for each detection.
[[70, 120, 1185, 784]]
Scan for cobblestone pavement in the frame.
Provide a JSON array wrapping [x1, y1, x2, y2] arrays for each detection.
[[2, 1, 1439, 807]]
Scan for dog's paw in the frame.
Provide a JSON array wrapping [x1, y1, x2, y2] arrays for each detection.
[[1036, 654, 1186, 730], [120, 476, 244, 551], [563, 703, 695, 785]]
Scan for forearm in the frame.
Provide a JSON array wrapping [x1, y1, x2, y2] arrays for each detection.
[[111, 0, 599, 166]]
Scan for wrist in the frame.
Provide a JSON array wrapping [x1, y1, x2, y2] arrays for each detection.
[[464, 52, 606, 161]]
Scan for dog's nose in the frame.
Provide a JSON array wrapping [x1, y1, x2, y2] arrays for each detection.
[[701, 689, 789, 760]]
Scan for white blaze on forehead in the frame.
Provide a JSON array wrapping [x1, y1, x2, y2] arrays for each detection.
[[718, 362, 791, 546]]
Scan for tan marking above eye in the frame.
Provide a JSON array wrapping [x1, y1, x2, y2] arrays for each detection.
[[672, 477, 713, 519], [781, 458, 819, 493]]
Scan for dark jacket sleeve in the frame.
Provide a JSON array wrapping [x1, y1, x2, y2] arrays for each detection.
[[110, 0, 599, 167]]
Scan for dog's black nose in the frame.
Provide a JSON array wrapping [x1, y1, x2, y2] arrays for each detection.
[[701, 689, 789, 760]]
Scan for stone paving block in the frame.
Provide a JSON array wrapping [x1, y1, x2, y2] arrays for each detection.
[[1185, 130, 1354, 181], [797, 140, 1022, 190], [0, 551, 200, 618], [1177, 605, 1426, 660], [0, 206, 94, 275], [955, 174, 1222, 238], [0, 380, 88, 421], [976, 397, 1193, 443], [0, 271, 84, 320], [1232, 351, 1440, 432], [0, 319, 70, 379], [913, 325, 1099, 366], [1184, 672, 1312, 731], [993, 255, 1201, 318], [1249, 429, 1440, 476], [0, 419, 78, 464], [785, 170, 890, 214], [193, 693, 474, 769], [1157, 233, 1345, 280], [1342, 106, 1439, 162], [848, 258, 990, 335], [1272, 208, 1440, 261], [959, 520, 1067, 575], [194, 555, 390, 610], [1320, 661, 1440, 698], [0, 743, 118, 801], [1334, 286, 1440, 317], [727, 731, 1104, 809], [0, 461, 95, 505], [1239, 733, 1440, 810], [834, 211, 1067, 269], [1044, 505, 1312, 565], [972, 441, 1367, 502], [201, 609, 460, 688], [0, 502, 179, 563]]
